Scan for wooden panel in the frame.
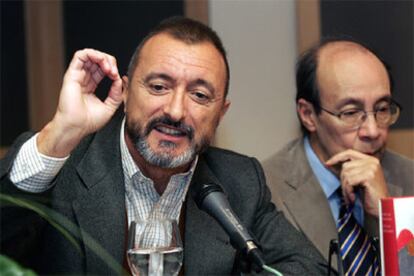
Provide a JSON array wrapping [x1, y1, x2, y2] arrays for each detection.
[[184, 0, 208, 25], [388, 129, 414, 159], [0, 147, 8, 159], [25, 0, 64, 131], [295, 0, 320, 54]]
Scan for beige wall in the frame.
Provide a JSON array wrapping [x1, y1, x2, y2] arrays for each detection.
[[210, 0, 300, 161]]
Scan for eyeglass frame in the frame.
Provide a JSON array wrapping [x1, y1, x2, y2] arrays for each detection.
[[317, 99, 402, 129]]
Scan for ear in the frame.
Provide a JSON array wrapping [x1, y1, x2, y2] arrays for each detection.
[[297, 98, 317, 133], [122, 76, 129, 112], [218, 100, 231, 123]]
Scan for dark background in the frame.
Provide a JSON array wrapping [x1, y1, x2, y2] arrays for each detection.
[[1, 0, 29, 146], [1, 0, 183, 146], [321, 0, 413, 129]]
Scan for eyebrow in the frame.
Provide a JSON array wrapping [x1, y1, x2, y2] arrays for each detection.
[[335, 95, 393, 109], [143, 73, 175, 84]]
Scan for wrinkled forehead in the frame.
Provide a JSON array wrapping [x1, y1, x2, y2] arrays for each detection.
[[135, 33, 223, 69]]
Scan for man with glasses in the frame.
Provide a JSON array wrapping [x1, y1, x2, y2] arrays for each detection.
[[262, 39, 413, 274]]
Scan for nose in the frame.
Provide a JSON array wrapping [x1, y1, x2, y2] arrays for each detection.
[[358, 112, 380, 140], [163, 90, 186, 122]]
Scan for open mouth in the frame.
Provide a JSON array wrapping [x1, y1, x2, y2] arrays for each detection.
[[155, 125, 188, 137], [145, 116, 194, 141]]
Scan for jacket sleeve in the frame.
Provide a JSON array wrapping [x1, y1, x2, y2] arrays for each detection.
[[249, 157, 329, 275]]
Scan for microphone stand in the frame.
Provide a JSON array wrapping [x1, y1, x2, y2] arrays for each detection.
[[328, 239, 343, 276]]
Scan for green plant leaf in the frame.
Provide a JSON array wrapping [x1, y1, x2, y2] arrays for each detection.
[[0, 193, 127, 274], [0, 254, 37, 276]]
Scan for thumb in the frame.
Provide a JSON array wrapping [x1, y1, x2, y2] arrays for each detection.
[[104, 76, 123, 111]]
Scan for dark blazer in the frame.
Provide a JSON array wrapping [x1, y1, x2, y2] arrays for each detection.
[[0, 115, 327, 275], [262, 137, 414, 270]]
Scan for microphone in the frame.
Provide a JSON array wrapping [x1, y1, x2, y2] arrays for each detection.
[[190, 181, 266, 271]]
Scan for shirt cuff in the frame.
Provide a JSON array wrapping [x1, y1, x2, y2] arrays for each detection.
[[10, 133, 69, 192]]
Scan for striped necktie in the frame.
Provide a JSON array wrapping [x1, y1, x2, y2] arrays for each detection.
[[337, 193, 380, 275]]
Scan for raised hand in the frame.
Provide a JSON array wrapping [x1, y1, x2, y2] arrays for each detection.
[[37, 49, 123, 157], [326, 149, 389, 217]]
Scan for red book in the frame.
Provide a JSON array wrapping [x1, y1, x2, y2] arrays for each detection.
[[380, 197, 414, 276]]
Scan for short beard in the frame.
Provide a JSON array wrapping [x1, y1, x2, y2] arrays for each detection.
[[136, 138, 195, 168], [126, 116, 210, 169]]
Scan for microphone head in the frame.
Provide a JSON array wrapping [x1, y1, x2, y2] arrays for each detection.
[[190, 181, 224, 209]]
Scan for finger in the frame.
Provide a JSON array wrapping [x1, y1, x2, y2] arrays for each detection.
[[88, 52, 112, 76], [341, 181, 356, 205], [84, 77, 98, 93], [105, 55, 120, 80], [70, 49, 106, 71], [341, 158, 367, 173], [340, 166, 361, 205], [84, 62, 101, 85], [342, 158, 381, 179], [342, 169, 366, 188], [341, 160, 370, 185], [104, 77, 123, 110], [326, 149, 368, 166], [87, 62, 99, 74], [70, 49, 119, 84], [91, 67, 105, 84], [64, 49, 107, 87], [340, 163, 380, 207], [83, 59, 93, 70], [86, 50, 118, 78], [78, 67, 96, 93], [71, 49, 111, 75], [72, 69, 95, 93], [81, 69, 92, 87]]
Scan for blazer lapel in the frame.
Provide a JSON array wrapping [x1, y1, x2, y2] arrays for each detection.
[[183, 156, 236, 275], [281, 140, 337, 261], [72, 115, 127, 274]]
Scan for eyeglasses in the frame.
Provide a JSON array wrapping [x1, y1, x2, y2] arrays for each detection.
[[319, 100, 401, 129]]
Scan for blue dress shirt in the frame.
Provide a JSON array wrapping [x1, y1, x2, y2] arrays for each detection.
[[303, 137, 364, 226]]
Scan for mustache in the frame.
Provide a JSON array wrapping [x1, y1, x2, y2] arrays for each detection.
[[145, 116, 194, 140]]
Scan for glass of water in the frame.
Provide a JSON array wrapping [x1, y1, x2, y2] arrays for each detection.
[[127, 219, 183, 276]]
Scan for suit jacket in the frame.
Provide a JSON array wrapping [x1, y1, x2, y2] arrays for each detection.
[[262, 137, 414, 270], [0, 115, 327, 275]]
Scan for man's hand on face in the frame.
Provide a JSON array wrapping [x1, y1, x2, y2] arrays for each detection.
[[326, 149, 389, 218], [37, 49, 123, 157]]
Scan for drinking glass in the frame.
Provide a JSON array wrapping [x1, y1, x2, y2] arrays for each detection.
[[127, 219, 183, 276]]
